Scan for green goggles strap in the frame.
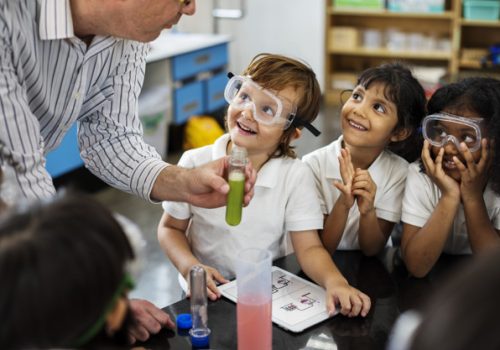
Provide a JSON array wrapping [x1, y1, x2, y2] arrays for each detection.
[[71, 273, 135, 347]]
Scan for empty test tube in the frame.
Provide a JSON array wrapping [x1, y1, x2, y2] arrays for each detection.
[[189, 265, 211, 348]]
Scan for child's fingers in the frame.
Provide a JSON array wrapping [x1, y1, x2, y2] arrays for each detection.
[[326, 295, 337, 317], [452, 156, 467, 176], [359, 292, 371, 317], [421, 140, 435, 174], [206, 280, 220, 300], [477, 138, 490, 172], [434, 147, 445, 174], [459, 142, 477, 172], [347, 294, 363, 318], [333, 180, 349, 195], [206, 287, 218, 301], [336, 293, 352, 316], [211, 269, 229, 284], [352, 188, 372, 201]]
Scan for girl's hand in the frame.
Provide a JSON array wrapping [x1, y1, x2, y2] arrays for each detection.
[[455, 139, 492, 202], [333, 148, 355, 208], [421, 140, 460, 199], [352, 169, 377, 215], [186, 264, 229, 301], [325, 280, 371, 318]]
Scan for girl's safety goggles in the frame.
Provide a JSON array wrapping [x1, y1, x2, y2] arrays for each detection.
[[422, 112, 484, 152], [224, 73, 320, 136]]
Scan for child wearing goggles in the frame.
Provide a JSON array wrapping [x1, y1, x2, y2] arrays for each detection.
[[303, 63, 426, 256], [159, 53, 371, 318], [401, 77, 500, 277], [0, 194, 162, 349]]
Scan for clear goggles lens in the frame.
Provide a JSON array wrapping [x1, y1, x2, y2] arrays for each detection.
[[422, 113, 484, 152], [224, 75, 297, 129]]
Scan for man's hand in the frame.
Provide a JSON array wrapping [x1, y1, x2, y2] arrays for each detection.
[[127, 299, 175, 343], [152, 158, 257, 208]]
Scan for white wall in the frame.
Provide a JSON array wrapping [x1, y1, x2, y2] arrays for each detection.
[[177, 0, 325, 91]]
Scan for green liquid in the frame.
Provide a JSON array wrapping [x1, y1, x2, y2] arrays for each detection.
[[226, 172, 245, 226]]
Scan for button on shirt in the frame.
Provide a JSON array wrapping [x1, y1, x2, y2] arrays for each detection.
[[0, 0, 167, 200]]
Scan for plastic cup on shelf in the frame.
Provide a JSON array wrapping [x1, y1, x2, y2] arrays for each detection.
[[235, 248, 272, 350]]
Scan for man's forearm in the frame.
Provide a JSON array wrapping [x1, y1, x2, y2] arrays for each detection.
[[150, 165, 190, 202]]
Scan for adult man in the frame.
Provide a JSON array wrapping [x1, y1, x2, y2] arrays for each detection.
[[0, 0, 256, 343]]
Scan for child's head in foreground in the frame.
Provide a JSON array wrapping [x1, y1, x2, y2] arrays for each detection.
[[0, 193, 135, 349]]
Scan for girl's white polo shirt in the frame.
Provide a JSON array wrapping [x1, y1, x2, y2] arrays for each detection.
[[162, 134, 324, 279], [302, 135, 409, 250], [402, 162, 500, 254]]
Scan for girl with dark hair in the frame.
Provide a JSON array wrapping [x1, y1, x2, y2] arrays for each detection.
[[401, 77, 500, 277], [0, 194, 137, 349], [303, 62, 427, 256]]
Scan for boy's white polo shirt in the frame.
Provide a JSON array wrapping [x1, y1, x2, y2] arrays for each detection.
[[302, 135, 409, 250], [402, 162, 500, 254], [162, 134, 323, 279]]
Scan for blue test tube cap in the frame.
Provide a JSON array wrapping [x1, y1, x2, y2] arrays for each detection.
[[189, 332, 210, 349], [176, 313, 193, 330]]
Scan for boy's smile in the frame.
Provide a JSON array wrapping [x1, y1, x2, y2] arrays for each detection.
[[227, 85, 300, 161]]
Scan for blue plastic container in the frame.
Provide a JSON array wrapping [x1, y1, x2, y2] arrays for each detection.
[[463, 0, 500, 21]]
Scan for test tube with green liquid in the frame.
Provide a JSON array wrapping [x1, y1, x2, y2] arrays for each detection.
[[226, 145, 247, 226]]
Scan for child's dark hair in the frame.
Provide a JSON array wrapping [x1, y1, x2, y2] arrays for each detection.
[[0, 193, 134, 349], [243, 53, 321, 158], [356, 62, 427, 162], [427, 77, 500, 194]]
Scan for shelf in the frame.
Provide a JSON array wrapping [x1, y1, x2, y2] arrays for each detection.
[[324, 0, 500, 105], [459, 60, 482, 69], [328, 7, 454, 20], [328, 47, 452, 60], [460, 19, 500, 28]]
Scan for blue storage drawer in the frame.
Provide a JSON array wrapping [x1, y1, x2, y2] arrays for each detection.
[[205, 72, 228, 112], [173, 80, 204, 124], [46, 123, 83, 177], [172, 44, 228, 81]]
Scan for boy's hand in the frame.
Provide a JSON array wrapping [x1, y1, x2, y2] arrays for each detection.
[[324, 280, 371, 318], [333, 148, 356, 208], [455, 139, 492, 202], [186, 264, 229, 301], [352, 169, 376, 215], [421, 140, 460, 199], [127, 299, 175, 343]]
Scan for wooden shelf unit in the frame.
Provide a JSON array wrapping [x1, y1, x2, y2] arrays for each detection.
[[325, 0, 500, 104]]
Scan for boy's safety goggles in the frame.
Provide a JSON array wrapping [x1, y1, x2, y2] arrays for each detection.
[[422, 112, 484, 152], [224, 73, 320, 136]]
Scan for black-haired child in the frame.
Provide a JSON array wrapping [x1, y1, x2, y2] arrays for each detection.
[[401, 77, 500, 277], [303, 62, 426, 256]]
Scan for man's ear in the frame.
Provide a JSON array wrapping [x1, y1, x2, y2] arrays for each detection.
[[390, 128, 411, 142]]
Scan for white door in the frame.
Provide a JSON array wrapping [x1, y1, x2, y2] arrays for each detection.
[[177, 0, 325, 90]]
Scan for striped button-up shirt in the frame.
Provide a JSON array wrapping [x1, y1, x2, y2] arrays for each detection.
[[0, 0, 168, 201]]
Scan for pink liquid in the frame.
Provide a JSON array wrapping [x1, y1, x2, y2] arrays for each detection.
[[237, 298, 272, 350]]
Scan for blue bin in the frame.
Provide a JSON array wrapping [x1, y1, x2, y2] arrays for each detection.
[[463, 0, 500, 21]]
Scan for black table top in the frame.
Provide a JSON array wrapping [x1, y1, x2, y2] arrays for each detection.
[[140, 249, 470, 350]]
